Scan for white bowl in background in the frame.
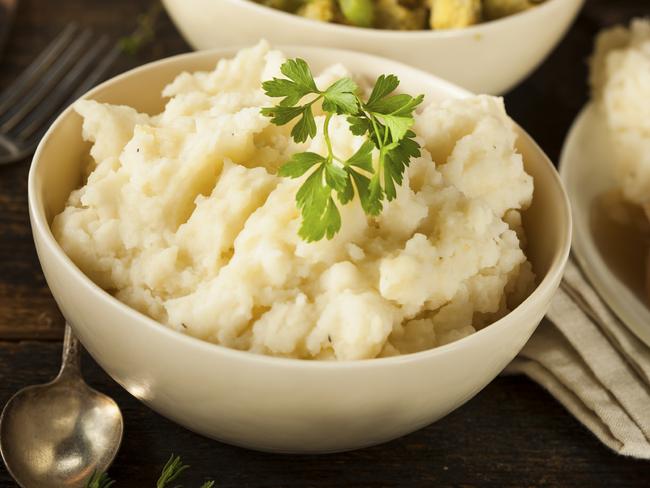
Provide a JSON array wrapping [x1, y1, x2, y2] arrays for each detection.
[[29, 46, 571, 453], [560, 104, 650, 347], [162, 0, 584, 95]]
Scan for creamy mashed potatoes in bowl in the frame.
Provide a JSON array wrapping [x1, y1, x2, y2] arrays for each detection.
[[29, 45, 570, 453]]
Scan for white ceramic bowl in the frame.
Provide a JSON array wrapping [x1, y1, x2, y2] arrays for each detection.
[[29, 46, 571, 454], [162, 0, 584, 95]]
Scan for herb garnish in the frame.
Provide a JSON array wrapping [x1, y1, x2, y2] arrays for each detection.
[[85, 471, 115, 488], [261, 59, 424, 242], [119, 3, 162, 55], [84, 454, 215, 487], [156, 454, 189, 488]]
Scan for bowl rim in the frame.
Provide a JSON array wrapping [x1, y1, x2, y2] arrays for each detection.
[[28, 45, 572, 369], [219, 0, 576, 38]]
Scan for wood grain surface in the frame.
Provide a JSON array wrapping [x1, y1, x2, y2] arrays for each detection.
[[0, 0, 649, 486], [1, 342, 649, 487]]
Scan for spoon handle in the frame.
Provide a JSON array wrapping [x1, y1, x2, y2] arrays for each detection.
[[57, 323, 82, 380]]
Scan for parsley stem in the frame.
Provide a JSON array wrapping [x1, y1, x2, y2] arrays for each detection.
[[322, 114, 345, 165], [323, 113, 334, 161], [382, 120, 390, 146], [367, 110, 384, 150], [378, 147, 386, 186]]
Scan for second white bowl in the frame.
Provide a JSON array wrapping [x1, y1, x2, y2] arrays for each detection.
[[162, 0, 584, 94]]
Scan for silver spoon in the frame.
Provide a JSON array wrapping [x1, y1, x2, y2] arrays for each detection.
[[0, 324, 123, 487]]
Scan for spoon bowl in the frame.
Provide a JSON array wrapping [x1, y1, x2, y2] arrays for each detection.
[[0, 326, 123, 488]]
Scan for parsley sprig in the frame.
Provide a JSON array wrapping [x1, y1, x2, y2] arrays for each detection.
[[85, 471, 115, 488], [157, 454, 189, 488], [85, 454, 215, 488], [261, 59, 424, 242]]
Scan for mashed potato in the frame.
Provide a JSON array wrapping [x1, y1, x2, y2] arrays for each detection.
[[591, 19, 650, 217], [53, 42, 534, 360]]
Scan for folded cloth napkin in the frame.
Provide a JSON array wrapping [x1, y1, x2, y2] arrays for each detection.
[[506, 257, 650, 459]]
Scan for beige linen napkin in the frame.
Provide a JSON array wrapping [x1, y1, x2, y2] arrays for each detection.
[[506, 258, 650, 459]]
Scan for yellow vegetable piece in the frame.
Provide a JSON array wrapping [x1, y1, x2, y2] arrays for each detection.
[[258, 0, 303, 12], [430, 0, 482, 30], [375, 0, 428, 30], [297, 0, 337, 22], [483, 0, 534, 20]]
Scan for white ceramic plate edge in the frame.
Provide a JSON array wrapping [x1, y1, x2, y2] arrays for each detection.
[[559, 103, 650, 347]]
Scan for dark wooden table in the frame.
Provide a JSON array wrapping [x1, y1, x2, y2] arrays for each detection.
[[1, 0, 649, 486]]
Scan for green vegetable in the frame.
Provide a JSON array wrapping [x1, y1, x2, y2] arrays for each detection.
[[157, 454, 189, 488], [84, 453, 215, 487], [338, 0, 374, 27], [262, 59, 424, 242], [119, 3, 162, 55], [85, 471, 115, 488], [260, 0, 305, 12]]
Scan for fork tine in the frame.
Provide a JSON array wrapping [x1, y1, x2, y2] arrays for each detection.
[[19, 43, 121, 151], [0, 23, 78, 116], [69, 43, 122, 100], [0, 29, 93, 133], [15, 36, 111, 140]]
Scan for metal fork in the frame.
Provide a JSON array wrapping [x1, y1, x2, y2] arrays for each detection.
[[0, 23, 120, 165]]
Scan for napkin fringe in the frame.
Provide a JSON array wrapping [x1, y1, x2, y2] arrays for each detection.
[[507, 257, 650, 460], [507, 358, 650, 460]]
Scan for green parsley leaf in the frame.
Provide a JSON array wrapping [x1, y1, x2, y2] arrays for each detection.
[[280, 58, 318, 93], [295, 166, 342, 241], [262, 59, 322, 108], [367, 93, 424, 142], [382, 130, 421, 200], [278, 152, 327, 178], [260, 105, 304, 125], [324, 163, 348, 193], [262, 78, 308, 107], [366, 74, 399, 106], [295, 166, 328, 217], [303, 194, 341, 242], [338, 171, 355, 205], [375, 113, 413, 143], [345, 140, 374, 172], [261, 101, 317, 144], [291, 105, 317, 143], [367, 172, 384, 215], [346, 114, 371, 136], [349, 168, 382, 215], [367, 93, 419, 115], [322, 78, 359, 114]]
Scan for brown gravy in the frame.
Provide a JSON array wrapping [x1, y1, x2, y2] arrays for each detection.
[[590, 191, 650, 304]]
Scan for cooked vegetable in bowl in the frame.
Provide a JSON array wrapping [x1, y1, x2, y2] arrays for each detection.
[[254, 0, 547, 30], [163, 0, 584, 94]]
